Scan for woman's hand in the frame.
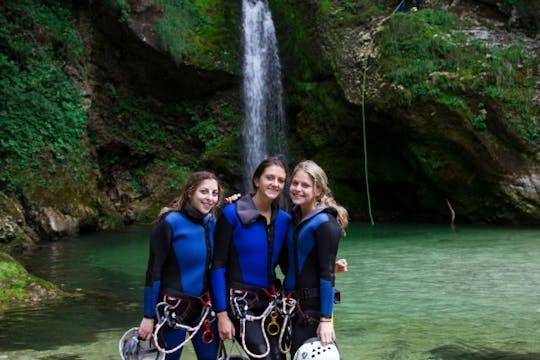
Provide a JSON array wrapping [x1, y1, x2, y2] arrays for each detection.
[[225, 193, 242, 204], [138, 317, 154, 340], [317, 318, 335, 345], [217, 311, 235, 340], [335, 258, 348, 273]]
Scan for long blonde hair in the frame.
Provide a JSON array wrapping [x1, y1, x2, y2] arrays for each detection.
[[156, 171, 222, 220], [292, 160, 349, 233]]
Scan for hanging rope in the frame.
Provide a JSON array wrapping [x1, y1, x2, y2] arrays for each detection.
[[360, 54, 375, 226], [360, 3, 408, 225]]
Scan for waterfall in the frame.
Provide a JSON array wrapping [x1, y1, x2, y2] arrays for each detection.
[[241, 0, 287, 191]]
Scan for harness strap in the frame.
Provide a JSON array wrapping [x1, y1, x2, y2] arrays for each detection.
[[294, 301, 319, 325], [229, 283, 277, 297], [229, 288, 276, 358], [277, 295, 296, 354], [291, 287, 320, 300], [239, 302, 274, 358], [152, 293, 213, 355]]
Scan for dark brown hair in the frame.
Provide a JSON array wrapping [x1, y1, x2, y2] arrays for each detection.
[[251, 157, 287, 206], [156, 171, 222, 220]]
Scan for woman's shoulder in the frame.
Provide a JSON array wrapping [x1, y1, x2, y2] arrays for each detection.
[[221, 202, 237, 216], [218, 202, 241, 224], [277, 208, 292, 221]]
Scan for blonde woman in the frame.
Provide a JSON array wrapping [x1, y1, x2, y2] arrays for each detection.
[[283, 160, 349, 356]]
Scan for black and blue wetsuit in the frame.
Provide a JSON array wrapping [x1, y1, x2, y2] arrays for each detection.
[[283, 206, 342, 356], [210, 194, 291, 360], [143, 204, 218, 360]]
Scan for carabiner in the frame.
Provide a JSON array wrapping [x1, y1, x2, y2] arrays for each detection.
[[266, 311, 280, 336], [201, 319, 215, 344]]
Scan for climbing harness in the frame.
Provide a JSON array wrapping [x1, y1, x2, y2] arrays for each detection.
[[118, 327, 165, 360], [291, 299, 321, 328], [152, 293, 215, 355], [276, 293, 296, 354], [229, 288, 281, 359]]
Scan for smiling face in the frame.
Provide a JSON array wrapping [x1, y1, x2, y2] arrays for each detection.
[[189, 179, 219, 215], [289, 169, 320, 213], [253, 164, 286, 201]]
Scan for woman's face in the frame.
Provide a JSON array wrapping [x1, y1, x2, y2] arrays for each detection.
[[190, 179, 219, 214], [289, 169, 319, 209], [253, 164, 286, 201]]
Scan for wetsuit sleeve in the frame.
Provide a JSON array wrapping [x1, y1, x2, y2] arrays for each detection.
[[210, 213, 234, 312], [143, 219, 172, 318], [315, 220, 341, 318]]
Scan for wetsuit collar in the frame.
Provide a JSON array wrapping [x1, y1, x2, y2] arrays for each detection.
[[292, 205, 337, 225], [181, 203, 212, 224], [236, 193, 279, 226]]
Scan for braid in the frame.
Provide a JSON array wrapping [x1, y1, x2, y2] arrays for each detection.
[[320, 194, 349, 234]]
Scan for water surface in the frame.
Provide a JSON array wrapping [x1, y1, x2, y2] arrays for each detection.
[[1, 224, 539, 359]]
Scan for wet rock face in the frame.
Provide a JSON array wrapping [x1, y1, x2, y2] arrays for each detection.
[[0, 217, 17, 243], [475, 0, 540, 33], [83, 1, 238, 103], [28, 205, 99, 241], [272, 0, 540, 223], [0, 194, 37, 251]]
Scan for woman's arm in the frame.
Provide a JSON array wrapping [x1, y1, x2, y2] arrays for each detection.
[[210, 211, 234, 312], [139, 219, 172, 338]]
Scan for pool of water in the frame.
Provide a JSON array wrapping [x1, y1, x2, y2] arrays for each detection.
[[1, 224, 539, 359]]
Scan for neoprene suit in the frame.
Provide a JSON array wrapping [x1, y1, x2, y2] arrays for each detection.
[[143, 204, 218, 360], [211, 194, 291, 360], [283, 206, 342, 356]]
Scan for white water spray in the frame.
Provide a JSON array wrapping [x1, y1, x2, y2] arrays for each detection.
[[241, 0, 287, 191]]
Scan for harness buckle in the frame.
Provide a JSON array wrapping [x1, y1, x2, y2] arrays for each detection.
[[266, 311, 280, 336]]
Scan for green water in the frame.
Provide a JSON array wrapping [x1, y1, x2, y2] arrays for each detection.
[[1, 224, 539, 359]]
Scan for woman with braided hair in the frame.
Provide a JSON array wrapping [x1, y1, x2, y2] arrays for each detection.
[[283, 160, 349, 357]]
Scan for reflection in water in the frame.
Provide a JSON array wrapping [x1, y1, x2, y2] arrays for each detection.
[[1, 224, 540, 359]]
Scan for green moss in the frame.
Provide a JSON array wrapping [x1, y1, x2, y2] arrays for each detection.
[[109, 94, 176, 153], [290, 81, 352, 154], [203, 132, 242, 175], [0, 0, 92, 196], [315, 0, 385, 27], [153, 0, 240, 71], [0, 252, 62, 309], [267, 1, 325, 82], [374, 9, 539, 142]]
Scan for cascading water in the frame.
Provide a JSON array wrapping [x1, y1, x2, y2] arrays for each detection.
[[241, 0, 287, 191]]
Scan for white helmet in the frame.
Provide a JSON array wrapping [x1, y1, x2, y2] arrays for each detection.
[[293, 337, 340, 360], [118, 327, 165, 360]]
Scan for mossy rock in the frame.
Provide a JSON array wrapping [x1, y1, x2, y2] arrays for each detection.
[[0, 252, 63, 311]]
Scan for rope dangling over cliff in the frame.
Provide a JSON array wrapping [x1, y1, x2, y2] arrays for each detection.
[[360, 7, 406, 225]]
